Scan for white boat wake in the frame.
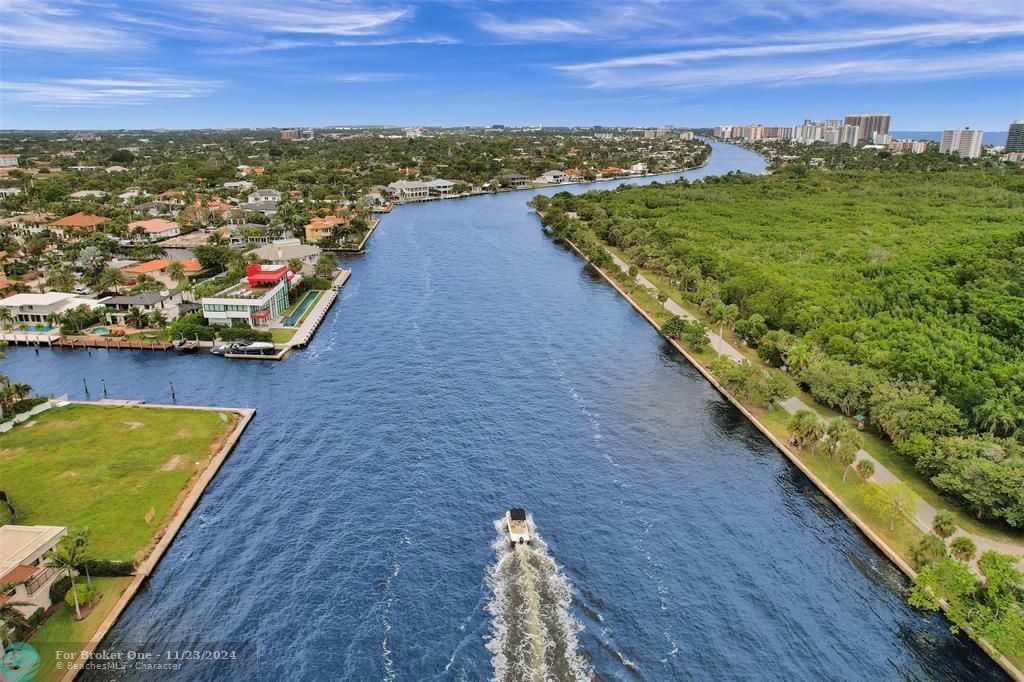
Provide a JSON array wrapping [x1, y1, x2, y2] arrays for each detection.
[[485, 516, 591, 681]]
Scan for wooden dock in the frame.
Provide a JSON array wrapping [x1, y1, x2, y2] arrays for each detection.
[[53, 336, 172, 351]]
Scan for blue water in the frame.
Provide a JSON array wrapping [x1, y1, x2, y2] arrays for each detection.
[[6, 142, 1006, 680]]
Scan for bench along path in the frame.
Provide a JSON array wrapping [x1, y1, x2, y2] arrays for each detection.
[[607, 250, 1023, 569]]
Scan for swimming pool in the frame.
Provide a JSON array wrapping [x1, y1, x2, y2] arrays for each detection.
[[88, 326, 111, 335], [281, 291, 319, 326], [14, 324, 54, 332]]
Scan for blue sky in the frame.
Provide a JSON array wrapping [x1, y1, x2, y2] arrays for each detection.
[[1, 0, 1022, 130]]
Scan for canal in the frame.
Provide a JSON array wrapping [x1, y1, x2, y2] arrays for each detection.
[[6, 142, 1006, 680]]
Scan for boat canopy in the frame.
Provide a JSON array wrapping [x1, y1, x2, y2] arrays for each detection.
[[509, 508, 526, 521]]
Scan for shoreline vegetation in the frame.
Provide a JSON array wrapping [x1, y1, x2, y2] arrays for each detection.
[[0, 401, 253, 682], [531, 188, 1024, 676]]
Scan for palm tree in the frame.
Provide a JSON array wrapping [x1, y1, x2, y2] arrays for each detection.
[[165, 261, 188, 289], [788, 409, 825, 450], [96, 267, 125, 294], [837, 446, 857, 482], [46, 311, 62, 329], [68, 528, 92, 588], [148, 310, 167, 328], [287, 258, 305, 275], [0, 580, 31, 652], [125, 307, 148, 329], [855, 458, 875, 481], [785, 344, 813, 374], [44, 268, 76, 292], [44, 539, 85, 619], [824, 419, 862, 461], [973, 394, 1021, 437], [0, 307, 12, 331], [949, 536, 977, 563], [932, 510, 957, 540]]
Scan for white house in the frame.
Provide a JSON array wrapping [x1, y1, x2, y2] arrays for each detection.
[[223, 180, 254, 190], [105, 165, 129, 173], [0, 187, 22, 199], [0, 525, 68, 617], [68, 190, 107, 199], [118, 188, 148, 203], [250, 238, 321, 270], [0, 292, 102, 325], [537, 170, 568, 184], [247, 189, 282, 204], [387, 179, 457, 203], [0, 154, 18, 168]]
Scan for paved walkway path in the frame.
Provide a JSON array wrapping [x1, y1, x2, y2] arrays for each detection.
[[606, 251, 1023, 568], [607, 252, 745, 362]]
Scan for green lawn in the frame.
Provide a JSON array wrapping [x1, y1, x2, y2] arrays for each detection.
[[29, 576, 133, 682], [0, 404, 235, 561], [270, 327, 296, 343], [127, 329, 171, 342]]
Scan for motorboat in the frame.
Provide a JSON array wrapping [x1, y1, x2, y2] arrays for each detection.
[[506, 508, 531, 545]]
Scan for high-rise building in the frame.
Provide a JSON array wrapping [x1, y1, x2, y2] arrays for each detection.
[[1007, 120, 1024, 153], [281, 128, 299, 141], [844, 113, 890, 143], [940, 129, 984, 159]]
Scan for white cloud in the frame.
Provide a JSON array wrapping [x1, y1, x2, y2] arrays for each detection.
[[0, 0, 144, 51], [565, 50, 1024, 90], [474, 14, 594, 40], [1, 70, 221, 106], [167, 0, 411, 37]]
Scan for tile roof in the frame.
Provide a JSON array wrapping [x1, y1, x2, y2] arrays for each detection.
[[50, 212, 109, 228]]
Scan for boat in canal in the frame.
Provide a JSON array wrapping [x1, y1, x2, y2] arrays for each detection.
[[506, 508, 530, 545]]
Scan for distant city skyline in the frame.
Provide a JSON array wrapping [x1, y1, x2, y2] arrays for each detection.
[[1, 0, 1022, 130]]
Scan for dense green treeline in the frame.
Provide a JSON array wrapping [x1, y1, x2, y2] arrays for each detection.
[[535, 168, 1024, 527]]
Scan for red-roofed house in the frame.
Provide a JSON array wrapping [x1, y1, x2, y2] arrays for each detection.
[[127, 218, 180, 242], [122, 258, 202, 285], [49, 212, 109, 238]]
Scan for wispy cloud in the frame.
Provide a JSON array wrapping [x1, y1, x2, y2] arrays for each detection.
[[563, 50, 1024, 90], [333, 35, 459, 47], [167, 0, 411, 37], [319, 73, 408, 83], [0, 0, 145, 51], [474, 14, 594, 41], [1, 70, 221, 106]]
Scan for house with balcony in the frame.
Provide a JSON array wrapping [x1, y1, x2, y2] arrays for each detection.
[[201, 264, 301, 327], [104, 288, 187, 325], [0, 525, 68, 617], [0, 291, 102, 325], [537, 170, 569, 184]]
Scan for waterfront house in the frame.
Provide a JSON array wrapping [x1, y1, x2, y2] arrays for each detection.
[[104, 288, 187, 325], [0, 291, 102, 325], [251, 239, 321, 270], [304, 215, 349, 243], [497, 173, 528, 188], [127, 218, 180, 242], [201, 264, 301, 327], [387, 179, 457, 203], [537, 170, 569, 184], [0, 154, 18, 168], [227, 223, 292, 247], [223, 180, 254, 190], [0, 187, 22, 199], [0, 525, 68, 617], [49, 212, 109, 239]]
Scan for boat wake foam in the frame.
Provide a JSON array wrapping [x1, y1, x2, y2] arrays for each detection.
[[485, 516, 591, 681]]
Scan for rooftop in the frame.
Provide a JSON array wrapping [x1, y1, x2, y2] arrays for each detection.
[[127, 218, 179, 234], [51, 212, 108, 228], [0, 525, 67, 580], [123, 258, 201, 275]]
